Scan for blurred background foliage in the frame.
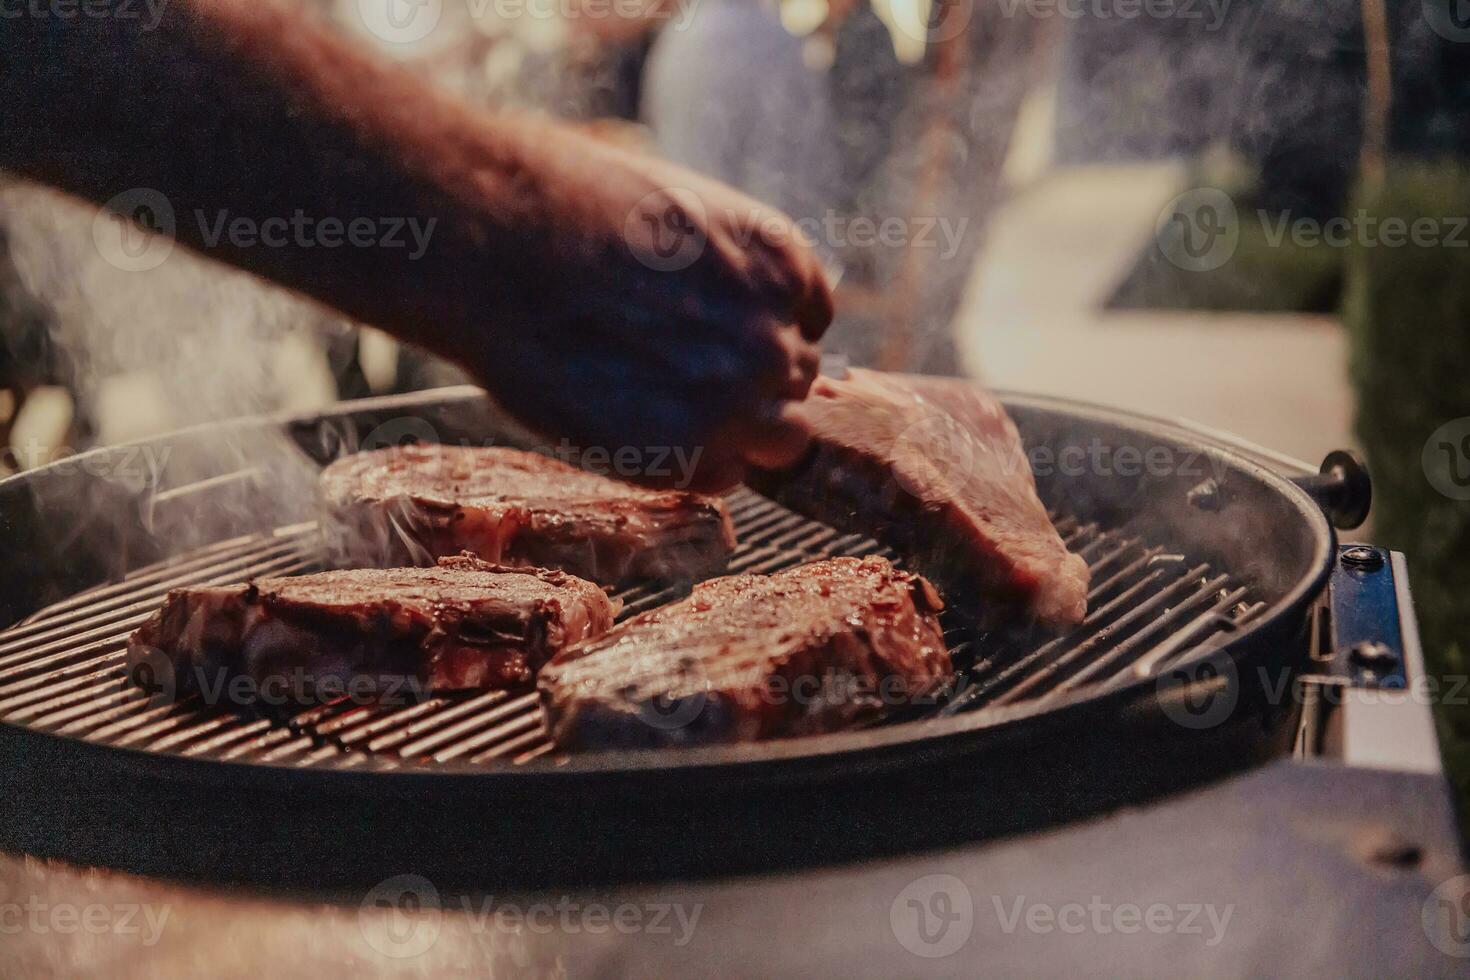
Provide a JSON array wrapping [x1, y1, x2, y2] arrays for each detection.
[[1346, 163, 1470, 820]]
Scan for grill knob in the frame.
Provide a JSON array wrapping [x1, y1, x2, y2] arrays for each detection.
[[1341, 546, 1384, 570], [1348, 640, 1397, 668]]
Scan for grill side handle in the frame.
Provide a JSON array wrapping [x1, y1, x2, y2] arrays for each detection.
[[1296, 549, 1443, 775], [1288, 450, 1373, 530]]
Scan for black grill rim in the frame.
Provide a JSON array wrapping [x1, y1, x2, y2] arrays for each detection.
[[0, 385, 1336, 789]]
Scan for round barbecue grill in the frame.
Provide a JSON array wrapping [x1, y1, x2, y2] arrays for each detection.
[[0, 385, 1365, 888]]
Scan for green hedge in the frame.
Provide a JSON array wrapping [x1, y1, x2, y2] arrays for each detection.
[[1344, 162, 1470, 823]]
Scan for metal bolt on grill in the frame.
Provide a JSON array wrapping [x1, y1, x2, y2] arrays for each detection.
[[0, 487, 1263, 769]]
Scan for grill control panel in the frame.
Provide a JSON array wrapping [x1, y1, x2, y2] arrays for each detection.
[[1296, 548, 1442, 775]]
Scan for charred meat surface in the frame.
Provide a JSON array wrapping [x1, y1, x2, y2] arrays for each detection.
[[321, 445, 737, 585], [127, 554, 617, 704], [748, 369, 1089, 627], [539, 556, 950, 749]]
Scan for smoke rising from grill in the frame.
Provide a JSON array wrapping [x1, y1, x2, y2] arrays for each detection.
[[0, 180, 346, 567], [0, 0, 1348, 578]]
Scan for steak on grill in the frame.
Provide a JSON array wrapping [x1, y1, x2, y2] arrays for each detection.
[[127, 555, 616, 704], [321, 445, 737, 585], [539, 556, 950, 748], [749, 369, 1089, 627]]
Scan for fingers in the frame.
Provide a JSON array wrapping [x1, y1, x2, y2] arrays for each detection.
[[705, 186, 832, 345], [746, 216, 834, 344], [680, 453, 747, 494], [474, 155, 831, 493], [735, 400, 812, 471], [679, 401, 809, 492], [793, 250, 835, 342], [762, 321, 821, 402]]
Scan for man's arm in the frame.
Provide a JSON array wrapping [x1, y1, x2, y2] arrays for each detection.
[[1, 0, 832, 488]]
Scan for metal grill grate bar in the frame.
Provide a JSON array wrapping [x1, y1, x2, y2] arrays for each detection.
[[360, 691, 511, 755], [13, 530, 295, 628], [394, 692, 538, 760], [0, 490, 1259, 769], [5, 670, 134, 725], [988, 566, 1222, 707], [1, 529, 318, 651], [1043, 585, 1252, 701], [0, 550, 320, 677]]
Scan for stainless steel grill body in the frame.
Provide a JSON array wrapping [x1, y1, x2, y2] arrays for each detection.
[[0, 386, 1336, 886]]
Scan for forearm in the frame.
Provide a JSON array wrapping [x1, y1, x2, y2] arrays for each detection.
[[0, 0, 577, 358], [1, 0, 832, 485]]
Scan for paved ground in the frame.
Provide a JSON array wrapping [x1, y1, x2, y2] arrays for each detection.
[[955, 163, 1356, 469]]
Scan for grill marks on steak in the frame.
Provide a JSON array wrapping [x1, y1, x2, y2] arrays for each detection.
[[749, 370, 1089, 627], [127, 554, 616, 703], [321, 445, 737, 585], [539, 556, 950, 748]]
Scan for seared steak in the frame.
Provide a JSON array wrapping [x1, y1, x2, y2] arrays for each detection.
[[749, 369, 1089, 627], [321, 445, 737, 585], [127, 554, 616, 704], [539, 556, 950, 748]]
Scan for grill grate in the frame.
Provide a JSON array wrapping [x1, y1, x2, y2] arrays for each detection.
[[0, 488, 1263, 768]]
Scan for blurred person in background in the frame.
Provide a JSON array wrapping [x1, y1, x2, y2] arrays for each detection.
[[639, 0, 1038, 374], [642, 0, 839, 235]]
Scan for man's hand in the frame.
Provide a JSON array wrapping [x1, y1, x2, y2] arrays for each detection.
[[463, 128, 832, 491], [0, 0, 831, 491]]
